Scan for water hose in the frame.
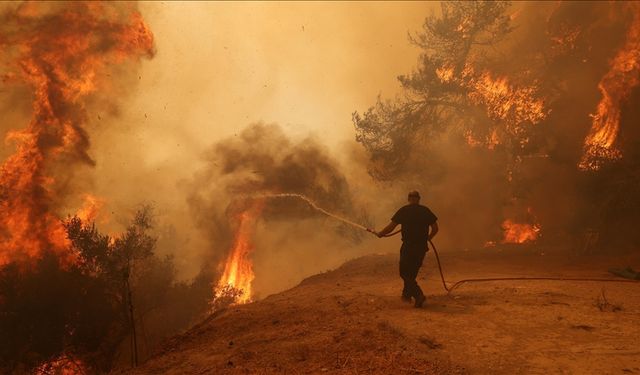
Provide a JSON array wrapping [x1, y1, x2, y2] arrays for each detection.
[[377, 229, 639, 295], [263, 193, 639, 294]]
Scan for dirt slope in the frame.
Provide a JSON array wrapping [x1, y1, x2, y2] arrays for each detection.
[[123, 247, 640, 374]]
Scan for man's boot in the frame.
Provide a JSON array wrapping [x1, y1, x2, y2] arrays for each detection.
[[414, 294, 426, 308]]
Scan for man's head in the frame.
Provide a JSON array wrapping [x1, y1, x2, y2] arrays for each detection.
[[407, 190, 421, 204]]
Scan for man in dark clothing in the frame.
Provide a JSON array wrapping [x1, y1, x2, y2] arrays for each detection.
[[372, 191, 438, 308]]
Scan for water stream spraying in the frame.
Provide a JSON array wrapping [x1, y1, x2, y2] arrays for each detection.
[[257, 193, 369, 231]]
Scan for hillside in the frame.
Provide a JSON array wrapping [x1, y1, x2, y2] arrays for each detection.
[[123, 247, 640, 374]]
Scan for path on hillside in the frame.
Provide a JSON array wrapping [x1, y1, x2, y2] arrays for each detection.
[[124, 248, 640, 374]]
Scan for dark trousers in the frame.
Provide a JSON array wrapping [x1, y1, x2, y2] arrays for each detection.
[[399, 242, 427, 299]]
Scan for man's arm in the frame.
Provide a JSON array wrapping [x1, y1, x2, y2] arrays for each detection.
[[372, 221, 398, 238], [429, 221, 439, 240]]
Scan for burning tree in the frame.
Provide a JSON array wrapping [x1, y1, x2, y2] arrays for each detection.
[[352, 1, 539, 180], [352, 1, 640, 249]]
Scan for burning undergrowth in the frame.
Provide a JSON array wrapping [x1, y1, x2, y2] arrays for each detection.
[[188, 123, 369, 304]]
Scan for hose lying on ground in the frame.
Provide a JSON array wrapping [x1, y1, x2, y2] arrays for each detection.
[[380, 230, 640, 295], [267, 193, 639, 295]]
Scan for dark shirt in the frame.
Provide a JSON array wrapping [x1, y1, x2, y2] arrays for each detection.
[[391, 204, 438, 243]]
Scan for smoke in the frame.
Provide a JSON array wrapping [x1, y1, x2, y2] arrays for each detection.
[[51, 2, 437, 281], [504, 2, 640, 246], [351, 1, 640, 252], [187, 123, 371, 298], [4, 1, 637, 307]]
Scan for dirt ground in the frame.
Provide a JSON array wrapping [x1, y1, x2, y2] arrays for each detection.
[[123, 246, 640, 374]]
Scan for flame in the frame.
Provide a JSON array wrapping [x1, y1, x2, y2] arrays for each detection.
[[464, 128, 501, 149], [463, 130, 482, 147], [0, 3, 154, 266], [442, 63, 548, 149], [579, 5, 640, 170], [76, 194, 106, 223], [215, 200, 265, 304], [35, 354, 87, 375], [501, 219, 541, 244], [436, 65, 454, 83], [487, 128, 500, 150], [467, 70, 547, 126]]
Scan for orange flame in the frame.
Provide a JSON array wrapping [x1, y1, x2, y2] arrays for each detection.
[[216, 200, 265, 304], [501, 219, 541, 244], [467, 70, 547, 127], [0, 3, 154, 266], [445, 63, 548, 149], [76, 194, 106, 224], [579, 5, 640, 170], [35, 354, 87, 375]]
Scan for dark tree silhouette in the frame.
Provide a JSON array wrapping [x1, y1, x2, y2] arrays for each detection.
[[352, 1, 517, 179], [0, 206, 211, 373]]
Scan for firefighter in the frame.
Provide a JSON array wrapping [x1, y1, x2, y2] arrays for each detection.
[[372, 191, 438, 308]]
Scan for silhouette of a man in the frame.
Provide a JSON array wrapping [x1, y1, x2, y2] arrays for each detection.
[[373, 191, 438, 308]]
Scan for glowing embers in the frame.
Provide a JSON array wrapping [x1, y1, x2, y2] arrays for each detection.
[[501, 219, 541, 244], [215, 200, 264, 304], [579, 7, 640, 171], [34, 354, 87, 375], [464, 128, 500, 150]]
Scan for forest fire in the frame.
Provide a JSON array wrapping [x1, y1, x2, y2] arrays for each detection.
[[501, 219, 541, 244], [215, 200, 265, 304], [439, 63, 548, 150], [0, 3, 154, 266], [579, 5, 640, 171], [4, 1, 640, 373]]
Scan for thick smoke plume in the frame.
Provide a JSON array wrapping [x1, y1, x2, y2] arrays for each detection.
[[188, 123, 369, 298], [0, 2, 155, 265]]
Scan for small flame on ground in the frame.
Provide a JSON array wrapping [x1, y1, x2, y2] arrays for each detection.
[[501, 219, 541, 244], [483, 240, 497, 248]]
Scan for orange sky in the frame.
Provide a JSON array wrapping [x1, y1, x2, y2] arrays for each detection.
[[89, 2, 438, 278], [123, 2, 436, 165]]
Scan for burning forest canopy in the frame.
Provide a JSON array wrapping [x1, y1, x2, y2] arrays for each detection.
[[353, 1, 640, 249], [1, 1, 640, 373]]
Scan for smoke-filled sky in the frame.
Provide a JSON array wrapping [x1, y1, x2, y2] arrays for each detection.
[[3, 3, 640, 371], [3, 1, 636, 291], [81, 2, 438, 279], [119, 2, 433, 159]]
